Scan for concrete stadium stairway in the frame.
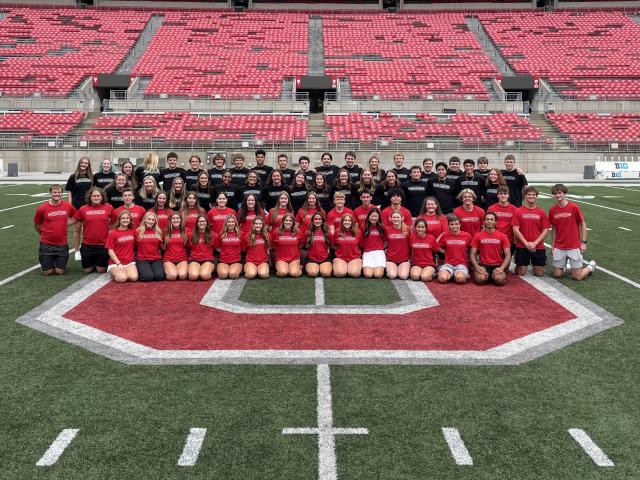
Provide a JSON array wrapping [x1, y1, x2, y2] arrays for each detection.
[[117, 14, 165, 75], [529, 112, 572, 149], [307, 112, 328, 150], [465, 16, 515, 76]]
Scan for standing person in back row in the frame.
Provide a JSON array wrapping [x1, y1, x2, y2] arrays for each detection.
[[512, 186, 549, 277], [549, 184, 596, 280], [391, 152, 410, 183], [277, 153, 296, 185], [501, 154, 528, 207], [250, 149, 273, 185], [66, 156, 93, 261], [181, 155, 205, 191], [34, 185, 77, 276], [343, 151, 362, 184], [160, 152, 185, 192]]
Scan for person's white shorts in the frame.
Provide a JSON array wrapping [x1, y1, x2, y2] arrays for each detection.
[[439, 263, 469, 277], [362, 250, 386, 268], [553, 248, 583, 269], [107, 262, 136, 272]]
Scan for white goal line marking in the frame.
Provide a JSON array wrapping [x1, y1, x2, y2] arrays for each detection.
[[283, 364, 368, 480], [568, 429, 614, 467], [36, 428, 79, 467], [315, 277, 325, 306], [177, 428, 207, 466], [442, 427, 473, 465]]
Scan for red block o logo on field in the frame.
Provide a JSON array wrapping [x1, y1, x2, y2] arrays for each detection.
[[18, 275, 621, 365]]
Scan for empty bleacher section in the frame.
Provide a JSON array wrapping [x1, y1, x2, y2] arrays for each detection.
[[477, 11, 640, 100], [323, 13, 499, 100], [131, 11, 308, 99], [325, 113, 542, 148], [0, 111, 84, 138], [0, 8, 151, 97], [84, 113, 308, 148], [547, 113, 640, 145]]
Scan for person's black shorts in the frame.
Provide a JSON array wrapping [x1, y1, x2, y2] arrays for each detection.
[[188, 259, 214, 265], [515, 247, 546, 267], [478, 263, 504, 278], [80, 244, 108, 269], [38, 243, 69, 271]]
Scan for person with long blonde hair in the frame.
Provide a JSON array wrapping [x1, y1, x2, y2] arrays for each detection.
[[242, 216, 270, 279], [134, 152, 161, 187], [105, 211, 138, 283], [135, 211, 165, 282], [168, 176, 186, 211], [215, 215, 243, 279], [384, 211, 411, 280], [270, 213, 302, 278]]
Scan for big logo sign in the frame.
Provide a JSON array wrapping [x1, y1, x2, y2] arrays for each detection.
[[18, 275, 621, 365]]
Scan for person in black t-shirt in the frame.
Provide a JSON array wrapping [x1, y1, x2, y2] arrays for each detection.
[[427, 162, 457, 214], [455, 159, 485, 206], [195, 171, 213, 211], [276, 154, 296, 186], [311, 172, 332, 212], [250, 149, 273, 185], [421, 157, 436, 182], [65, 156, 93, 261], [500, 154, 528, 207], [181, 155, 205, 191], [475, 156, 490, 181], [289, 171, 310, 214], [213, 170, 241, 211], [316, 152, 340, 186], [263, 170, 290, 211], [160, 152, 185, 192], [446, 156, 464, 183], [391, 152, 410, 183], [402, 166, 429, 217], [239, 170, 264, 205], [374, 170, 402, 209], [134, 175, 160, 210], [93, 158, 115, 189], [331, 168, 355, 209], [298, 155, 316, 184], [343, 151, 362, 184], [134, 153, 161, 188], [106, 173, 128, 209], [368, 155, 385, 183], [230, 153, 250, 186], [207, 153, 227, 187]]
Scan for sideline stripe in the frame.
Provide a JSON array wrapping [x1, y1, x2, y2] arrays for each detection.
[[568, 429, 614, 467], [607, 185, 640, 193], [0, 225, 14, 230], [36, 428, 79, 466], [0, 184, 16, 189], [543, 243, 640, 289], [0, 249, 75, 288], [317, 364, 337, 480], [442, 428, 473, 465], [177, 428, 207, 466], [315, 277, 325, 306], [0, 200, 42, 213], [564, 198, 640, 217]]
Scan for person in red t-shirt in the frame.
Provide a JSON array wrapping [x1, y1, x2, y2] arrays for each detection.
[[73, 187, 113, 274], [271, 213, 302, 277], [149, 191, 172, 231], [470, 212, 511, 286], [385, 211, 411, 280], [549, 184, 596, 280], [332, 213, 362, 278], [453, 189, 485, 238], [327, 191, 354, 235], [417, 196, 449, 239], [135, 212, 165, 281], [409, 218, 437, 282], [162, 212, 189, 281], [105, 210, 138, 283], [295, 192, 325, 233], [187, 215, 216, 281], [353, 189, 375, 231], [380, 189, 412, 229], [268, 192, 294, 231], [487, 186, 518, 253], [207, 191, 235, 236], [33, 184, 77, 275], [112, 189, 146, 229], [302, 213, 333, 278], [242, 216, 270, 279], [215, 214, 243, 279], [437, 214, 473, 284], [360, 208, 386, 279], [512, 186, 550, 277]]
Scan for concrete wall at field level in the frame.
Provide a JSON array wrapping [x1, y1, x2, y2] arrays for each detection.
[[1, 149, 627, 176]]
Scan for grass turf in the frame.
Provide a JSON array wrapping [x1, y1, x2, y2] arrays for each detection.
[[0, 184, 639, 479]]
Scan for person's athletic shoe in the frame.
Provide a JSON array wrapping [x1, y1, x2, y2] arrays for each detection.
[[587, 260, 596, 275], [566, 259, 571, 270], [74, 251, 81, 261]]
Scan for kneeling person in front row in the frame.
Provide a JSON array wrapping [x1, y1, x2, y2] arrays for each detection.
[[437, 214, 472, 284], [469, 212, 511, 286]]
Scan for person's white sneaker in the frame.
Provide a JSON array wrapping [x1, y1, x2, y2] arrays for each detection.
[[566, 259, 571, 270], [587, 260, 596, 275], [74, 251, 81, 261]]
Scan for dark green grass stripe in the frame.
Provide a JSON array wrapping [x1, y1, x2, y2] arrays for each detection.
[[323, 277, 400, 305], [239, 276, 316, 305]]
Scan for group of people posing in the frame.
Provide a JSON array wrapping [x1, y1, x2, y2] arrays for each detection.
[[34, 150, 595, 285]]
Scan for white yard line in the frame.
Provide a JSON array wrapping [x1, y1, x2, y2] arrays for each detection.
[[442, 428, 473, 466], [0, 224, 14, 230], [0, 200, 42, 213], [607, 185, 640, 193], [561, 198, 640, 217], [0, 249, 74, 288], [568, 429, 614, 467], [177, 428, 207, 466], [0, 184, 16, 188], [36, 429, 79, 467], [315, 277, 325, 306], [617, 227, 631, 231], [544, 243, 640, 289], [283, 364, 368, 480]]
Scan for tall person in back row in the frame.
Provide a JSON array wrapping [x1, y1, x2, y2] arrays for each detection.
[[66, 156, 92, 261], [501, 154, 528, 207]]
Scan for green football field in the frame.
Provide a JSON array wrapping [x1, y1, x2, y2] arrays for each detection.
[[0, 182, 639, 479]]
